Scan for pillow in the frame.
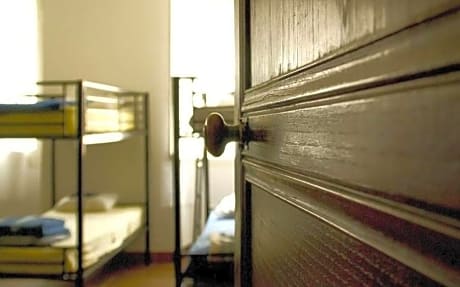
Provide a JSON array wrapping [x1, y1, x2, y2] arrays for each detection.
[[54, 193, 118, 212], [213, 193, 235, 219]]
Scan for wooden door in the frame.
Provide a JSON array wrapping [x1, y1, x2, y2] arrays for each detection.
[[234, 1, 460, 286]]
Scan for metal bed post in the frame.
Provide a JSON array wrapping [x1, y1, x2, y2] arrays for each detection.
[[172, 77, 182, 287], [76, 81, 84, 287], [193, 158, 203, 241], [143, 93, 151, 265], [203, 142, 210, 218], [51, 139, 56, 206], [50, 80, 63, 208]]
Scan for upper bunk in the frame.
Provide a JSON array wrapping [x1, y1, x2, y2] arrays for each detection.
[[0, 80, 148, 141]]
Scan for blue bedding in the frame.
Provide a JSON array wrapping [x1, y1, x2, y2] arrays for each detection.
[[189, 211, 234, 255], [0, 216, 66, 237], [0, 99, 67, 113]]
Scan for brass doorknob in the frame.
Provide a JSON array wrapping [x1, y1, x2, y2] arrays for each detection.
[[204, 112, 241, 156]]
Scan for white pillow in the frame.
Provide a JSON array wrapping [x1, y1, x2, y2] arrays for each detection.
[[213, 193, 235, 219], [54, 193, 118, 212]]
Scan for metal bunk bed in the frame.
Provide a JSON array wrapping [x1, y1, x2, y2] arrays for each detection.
[[172, 77, 234, 287], [0, 80, 151, 287]]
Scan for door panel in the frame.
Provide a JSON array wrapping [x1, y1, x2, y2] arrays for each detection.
[[245, 9, 460, 112], [251, 185, 441, 287], [246, 160, 460, 286], [250, 0, 459, 86]]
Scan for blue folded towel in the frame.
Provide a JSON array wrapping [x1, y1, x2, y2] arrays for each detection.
[[0, 216, 66, 237]]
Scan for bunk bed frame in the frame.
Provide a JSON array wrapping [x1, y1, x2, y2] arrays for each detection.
[[172, 77, 234, 287], [0, 80, 151, 287]]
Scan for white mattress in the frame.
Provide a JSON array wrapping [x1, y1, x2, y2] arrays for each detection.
[[0, 205, 143, 275]]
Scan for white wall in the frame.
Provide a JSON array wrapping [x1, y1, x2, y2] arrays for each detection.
[[170, 0, 236, 247], [171, 0, 235, 97], [208, 145, 236, 208], [38, 0, 173, 252]]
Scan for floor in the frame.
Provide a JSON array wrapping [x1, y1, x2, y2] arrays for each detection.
[[0, 254, 233, 287], [0, 256, 175, 287], [87, 258, 175, 287]]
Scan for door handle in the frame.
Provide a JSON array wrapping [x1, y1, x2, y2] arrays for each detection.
[[204, 112, 241, 156], [204, 112, 265, 156]]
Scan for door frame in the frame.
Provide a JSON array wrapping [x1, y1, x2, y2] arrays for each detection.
[[234, 0, 252, 286]]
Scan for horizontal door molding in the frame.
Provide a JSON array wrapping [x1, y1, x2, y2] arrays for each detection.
[[243, 71, 460, 212]]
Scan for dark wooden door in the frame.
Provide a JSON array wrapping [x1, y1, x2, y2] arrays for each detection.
[[234, 1, 460, 286]]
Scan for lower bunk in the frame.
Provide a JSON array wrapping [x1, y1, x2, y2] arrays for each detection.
[[0, 204, 148, 283], [181, 193, 235, 286]]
